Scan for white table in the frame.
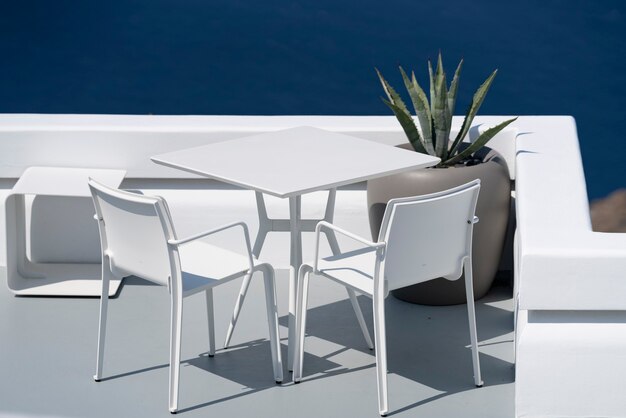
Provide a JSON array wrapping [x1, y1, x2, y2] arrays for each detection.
[[4, 167, 126, 296], [151, 126, 439, 365]]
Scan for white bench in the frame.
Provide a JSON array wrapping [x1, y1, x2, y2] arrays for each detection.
[[4, 167, 125, 296]]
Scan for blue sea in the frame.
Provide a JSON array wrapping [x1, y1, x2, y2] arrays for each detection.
[[0, 0, 624, 199]]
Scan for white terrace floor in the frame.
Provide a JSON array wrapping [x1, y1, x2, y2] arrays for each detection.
[[0, 272, 514, 418]]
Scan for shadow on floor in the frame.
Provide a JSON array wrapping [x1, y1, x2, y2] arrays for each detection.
[[280, 280, 515, 414]]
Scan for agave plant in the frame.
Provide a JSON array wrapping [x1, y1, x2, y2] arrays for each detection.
[[376, 53, 517, 167]]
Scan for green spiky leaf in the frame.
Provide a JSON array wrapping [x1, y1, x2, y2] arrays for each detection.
[[447, 59, 463, 117], [432, 67, 450, 159], [442, 117, 517, 166], [411, 71, 433, 142], [436, 52, 444, 79], [428, 60, 435, 114], [375, 68, 411, 116], [449, 69, 498, 157], [382, 98, 428, 154], [399, 66, 434, 153]]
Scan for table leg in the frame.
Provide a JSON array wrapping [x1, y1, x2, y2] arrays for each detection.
[[322, 189, 341, 254], [223, 271, 252, 348], [224, 192, 269, 348], [252, 191, 271, 258], [288, 196, 302, 370], [288, 196, 303, 268]]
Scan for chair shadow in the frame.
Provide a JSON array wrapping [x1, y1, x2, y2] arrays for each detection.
[[99, 279, 514, 415], [95, 273, 346, 413], [178, 338, 340, 413], [100, 339, 338, 413], [280, 280, 515, 415], [99, 337, 341, 413], [120, 276, 161, 287], [97, 363, 169, 382]]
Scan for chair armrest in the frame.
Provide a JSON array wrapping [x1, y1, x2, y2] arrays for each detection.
[[314, 221, 385, 272], [168, 221, 254, 271]]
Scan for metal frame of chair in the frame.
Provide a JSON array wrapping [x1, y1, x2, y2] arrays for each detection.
[[292, 180, 483, 416], [89, 179, 283, 413]]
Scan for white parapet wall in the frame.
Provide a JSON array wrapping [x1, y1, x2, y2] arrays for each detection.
[[0, 114, 419, 179], [0, 114, 516, 268]]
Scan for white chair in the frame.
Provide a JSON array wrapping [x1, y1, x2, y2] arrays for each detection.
[[88, 179, 283, 414], [293, 180, 483, 416]]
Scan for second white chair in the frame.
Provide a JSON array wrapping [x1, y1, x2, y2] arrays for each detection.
[[88, 179, 283, 414], [292, 180, 483, 416]]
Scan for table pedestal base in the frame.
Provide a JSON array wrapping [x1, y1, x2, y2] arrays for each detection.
[[223, 189, 372, 370]]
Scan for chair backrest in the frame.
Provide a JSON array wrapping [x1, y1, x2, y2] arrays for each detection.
[[88, 179, 177, 286], [378, 180, 480, 292]]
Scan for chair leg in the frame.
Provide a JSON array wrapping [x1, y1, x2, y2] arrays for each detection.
[[93, 260, 112, 382], [513, 295, 519, 362], [346, 288, 374, 350], [169, 297, 183, 413], [292, 264, 312, 383], [464, 259, 483, 387], [258, 263, 283, 383], [224, 272, 252, 348], [287, 265, 296, 372], [373, 293, 389, 416], [205, 288, 215, 357]]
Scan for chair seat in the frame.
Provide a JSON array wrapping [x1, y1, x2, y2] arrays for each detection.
[[179, 240, 252, 295], [317, 246, 377, 295]]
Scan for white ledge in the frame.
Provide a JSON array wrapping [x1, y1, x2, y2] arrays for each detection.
[[512, 116, 626, 310]]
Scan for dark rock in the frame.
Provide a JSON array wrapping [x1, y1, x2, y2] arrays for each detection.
[[590, 189, 626, 232]]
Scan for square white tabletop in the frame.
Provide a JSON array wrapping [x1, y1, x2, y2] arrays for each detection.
[[151, 126, 440, 198]]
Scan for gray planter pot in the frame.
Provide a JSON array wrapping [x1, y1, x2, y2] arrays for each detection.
[[367, 144, 510, 305]]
